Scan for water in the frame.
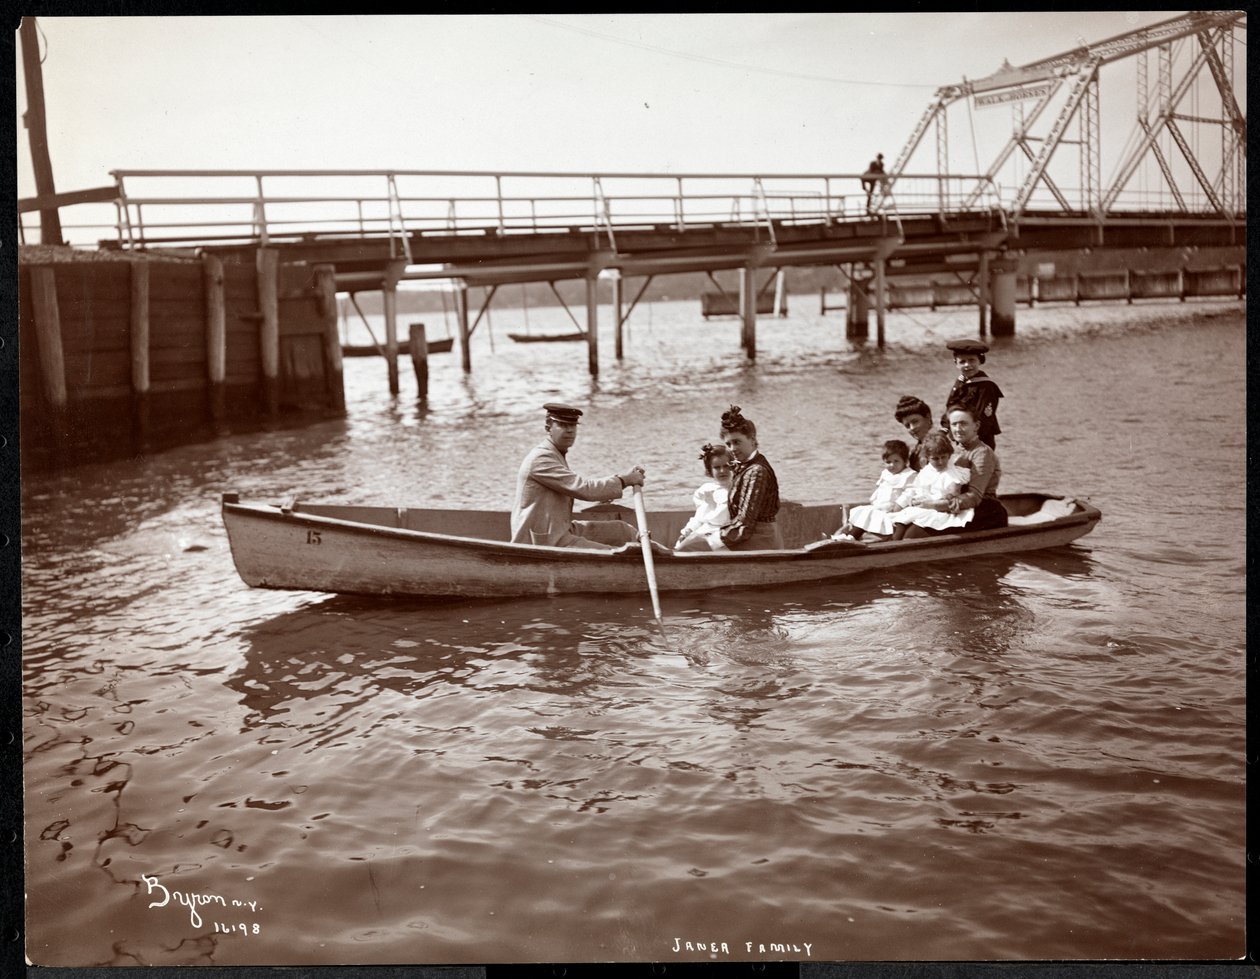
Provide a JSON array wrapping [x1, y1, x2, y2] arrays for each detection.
[[22, 298, 1245, 965]]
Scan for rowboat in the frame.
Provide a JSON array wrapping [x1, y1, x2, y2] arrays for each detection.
[[341, 337, 454, 357], [507, 332, 587, 343], [221, 493, 1100, 600]]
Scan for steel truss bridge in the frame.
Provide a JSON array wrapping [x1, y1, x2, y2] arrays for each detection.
[[20, 9, 1246, 378]]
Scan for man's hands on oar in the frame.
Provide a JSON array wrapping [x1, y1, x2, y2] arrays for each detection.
[[619, 465, 646, 488]]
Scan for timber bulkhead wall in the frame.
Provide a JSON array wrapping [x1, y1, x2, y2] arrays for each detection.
[[19, 251, 345, 471]]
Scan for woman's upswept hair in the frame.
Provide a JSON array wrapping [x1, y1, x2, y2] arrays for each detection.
[[719, 404, 757, 439]]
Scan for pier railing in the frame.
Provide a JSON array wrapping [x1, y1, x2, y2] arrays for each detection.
[[23, 167, 1236, 252], [32, 169, 1006, 251]]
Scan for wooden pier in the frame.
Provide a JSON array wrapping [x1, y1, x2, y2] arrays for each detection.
[[19, 248, 344, 471]]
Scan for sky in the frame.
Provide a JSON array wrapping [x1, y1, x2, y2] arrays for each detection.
[[14, 11, 1234, 243]]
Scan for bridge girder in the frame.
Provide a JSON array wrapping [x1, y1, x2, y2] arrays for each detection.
[[891, 11, 1247, 221]]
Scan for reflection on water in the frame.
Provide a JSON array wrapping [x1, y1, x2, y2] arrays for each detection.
[[21, 301, 1245, 965]]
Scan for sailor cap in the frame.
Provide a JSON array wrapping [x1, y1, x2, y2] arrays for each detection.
[[945, 338, 990, 355], [543, 402, 583, 424]]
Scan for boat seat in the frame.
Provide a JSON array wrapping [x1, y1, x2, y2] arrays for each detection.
[[1006, 498, 1077, 525]]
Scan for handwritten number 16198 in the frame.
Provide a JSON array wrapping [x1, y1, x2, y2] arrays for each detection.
[[214, 921, 260, 935]]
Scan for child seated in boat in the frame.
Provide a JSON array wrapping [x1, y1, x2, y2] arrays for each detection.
[[831, 439, 916, 541], [889, 432, 974, 539], [675, 442, 734, 551]]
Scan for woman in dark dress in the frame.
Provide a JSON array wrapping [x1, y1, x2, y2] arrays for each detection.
[[717, 405, 783, 550]]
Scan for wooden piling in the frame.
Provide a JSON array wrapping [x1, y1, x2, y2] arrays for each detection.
[[256, 248, 280, 414], [739, 266, 757, 360], [612, 273, 624, 361], [846, 274, 869, 340], [409, 322, 430, 399], [585, 276, 600, 376], [30, 266, 67, 457], [873, 257, 886, 348], [203, 254, 227, 426], [129, 261, 150, 445], [383, 284, 400, 396], [19, 20, 63, 245], [458, 283, 472, 374], [314, 265, 345, 411]]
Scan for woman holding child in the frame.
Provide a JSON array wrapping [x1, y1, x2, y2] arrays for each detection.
[[716, 405, 783, 550], [894, 403, 1007, 539]]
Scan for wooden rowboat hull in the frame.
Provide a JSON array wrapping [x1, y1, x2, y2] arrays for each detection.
[[341, 337, 454, 357], [221, 494, 1100, 600], [506, 332, 587, 343]]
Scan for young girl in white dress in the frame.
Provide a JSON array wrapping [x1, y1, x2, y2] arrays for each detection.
[[675, 443, 734, 551], [832, 440, 916, 540], [889, 431, 974, 538]]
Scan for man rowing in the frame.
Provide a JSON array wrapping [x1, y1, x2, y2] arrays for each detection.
[[511, 402, 646, 549]]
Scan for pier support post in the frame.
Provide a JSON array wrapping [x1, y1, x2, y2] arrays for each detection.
[[773, 269, 785, 318], [846, 273, 869, 340], [381, 260, 406, 397], [977, 252, 990, 337], [989, 257, 1018, 337], [585, 275, 600, 376], [739, 265, 757, 360], [382, 284, 400, 396], [458, 283, 472, 374], [256, 248, 280, 414], [314, 265, 345, 412], [203, 254, 227, 428], [30, 266, 67, 460], [129, 261, 150, 446], [612, 272, 624, 361], [409, 322, 429, 400], [873, 257, 887, 348]]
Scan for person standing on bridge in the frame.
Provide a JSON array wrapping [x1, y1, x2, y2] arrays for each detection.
[[511, 403, 646, 549], [862, 153, 887, 212], [940, 339, 1003, 449]]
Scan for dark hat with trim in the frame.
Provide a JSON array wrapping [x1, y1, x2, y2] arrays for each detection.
[[543, 402, 583, 424], [945, 338, 990, 355]]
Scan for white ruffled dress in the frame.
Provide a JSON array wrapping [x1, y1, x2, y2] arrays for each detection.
[[846, 467, 917, 536], [676, 481, 731, 548], [891, 462, 974, 531]]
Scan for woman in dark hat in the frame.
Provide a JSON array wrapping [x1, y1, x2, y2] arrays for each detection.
[[893, 394, 938, 470], [941, 338, 1002, 448], [716, 405, 783, 550]]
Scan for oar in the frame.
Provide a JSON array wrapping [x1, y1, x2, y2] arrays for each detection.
[[630, 485, 664, 622]]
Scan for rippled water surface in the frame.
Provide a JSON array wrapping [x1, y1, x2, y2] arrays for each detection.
[[22, 299, 1245, 965]]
